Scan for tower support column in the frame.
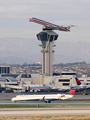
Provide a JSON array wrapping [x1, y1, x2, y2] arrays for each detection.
[[37, 30, 58, 76]]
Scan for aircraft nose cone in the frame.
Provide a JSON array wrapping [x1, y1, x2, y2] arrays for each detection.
[[11, 97, 15, 101]]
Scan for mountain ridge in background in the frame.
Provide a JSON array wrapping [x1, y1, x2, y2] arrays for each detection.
[[0, 37, 90, 64]]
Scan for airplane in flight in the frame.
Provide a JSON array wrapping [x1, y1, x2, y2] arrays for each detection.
[[11, 89, 75, 103], [29, 17, 74, 31]]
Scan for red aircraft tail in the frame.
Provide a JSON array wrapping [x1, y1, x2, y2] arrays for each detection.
[[69, 90, 75, 95]]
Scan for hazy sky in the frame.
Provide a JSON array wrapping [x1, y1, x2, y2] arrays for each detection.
[[0, 0, 90, 42]]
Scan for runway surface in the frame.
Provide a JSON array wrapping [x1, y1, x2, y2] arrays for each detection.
[[0, 100, 90, 105], [0, 92, 90, 117], [0, 108, 90, 116]]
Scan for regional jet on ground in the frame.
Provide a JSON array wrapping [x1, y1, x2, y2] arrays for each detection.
[[29, 17, 74, 31], [11, 89, 75, 103]]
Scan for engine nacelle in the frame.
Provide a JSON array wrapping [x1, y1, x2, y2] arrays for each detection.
[[42, 26, 53, 30]]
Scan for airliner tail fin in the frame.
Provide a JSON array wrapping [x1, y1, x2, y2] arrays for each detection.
[[68, 25, 76, 29], [69, 90, 75, 95], [16, 74, 22, 81], [75, 78, 81, 85]]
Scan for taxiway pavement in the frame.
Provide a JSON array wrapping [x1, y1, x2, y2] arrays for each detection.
[[0, 108, 90, 116]]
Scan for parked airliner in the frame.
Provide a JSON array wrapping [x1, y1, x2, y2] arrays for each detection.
[[75, 77, 90, 89], [70, 77, 90, 90]]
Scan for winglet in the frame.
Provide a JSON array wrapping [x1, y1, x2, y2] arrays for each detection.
[[69, 90, 75, 95]]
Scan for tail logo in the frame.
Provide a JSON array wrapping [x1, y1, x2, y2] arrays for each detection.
[[75, 78, 81, 85], [69, 90, 75, 95], [49, 81, 54, 85]]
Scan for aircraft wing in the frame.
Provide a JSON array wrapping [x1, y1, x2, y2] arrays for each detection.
[[40, 96, 51, 103]]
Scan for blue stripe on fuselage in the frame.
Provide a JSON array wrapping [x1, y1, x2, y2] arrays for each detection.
[[32, 17, 60, 27]]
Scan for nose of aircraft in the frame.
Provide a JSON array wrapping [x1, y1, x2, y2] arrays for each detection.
[[11, 97, 16, 102]]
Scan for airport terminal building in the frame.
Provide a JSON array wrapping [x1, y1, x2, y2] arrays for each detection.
[[0, 71, 90, 89]]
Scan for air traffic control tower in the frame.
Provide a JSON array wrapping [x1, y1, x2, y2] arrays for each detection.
[[37, 30, 58, 76], [29, 17, 72, 76]]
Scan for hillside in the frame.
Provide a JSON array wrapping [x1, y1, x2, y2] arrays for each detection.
[[0, 37, 90, 64]]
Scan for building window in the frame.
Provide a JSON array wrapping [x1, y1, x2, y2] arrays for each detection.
[[61, 73, 76, 75], [22, 74, 31, 78], [80, 80, 84, 81], [0, 66, 10, 74], [87, 80, 90, 81], [63, 83, 69, 86], [58, 79, 70, 82]]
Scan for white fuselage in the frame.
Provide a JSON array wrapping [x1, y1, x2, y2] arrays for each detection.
[[11, 94, 73, 102]]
